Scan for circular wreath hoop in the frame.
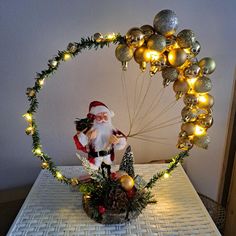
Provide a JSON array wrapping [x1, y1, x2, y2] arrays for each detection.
[[23, 10, 215, 189]]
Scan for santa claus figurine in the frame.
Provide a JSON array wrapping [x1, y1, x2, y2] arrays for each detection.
[[73, 101, 127, 175]]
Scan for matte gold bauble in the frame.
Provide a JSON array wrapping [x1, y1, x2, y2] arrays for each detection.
[[184, 64, 201, 78], [192, 134, 210, 149], [198, 57, 216, 75], [115, 44, 133, 62], [126, 27, 145, 48], [181, 122, 195, 136], [190, 41, 201, 56], [184, 94, 198, 107], [41, 162, 49, 169], [147, 34, 166, 52], [198, 94, 214, 108], [177, 29, 195, 48], [140, 25, 155, 40], [181, 106, 198, 122], [168, 48, 187, 67], [119, 175, 134, 191], [194, 76, 212, 93], [173, 80, 189, 99], [153, 9, 178, 37], [177, 137, 193, 150], [197, 115, 213, 129]]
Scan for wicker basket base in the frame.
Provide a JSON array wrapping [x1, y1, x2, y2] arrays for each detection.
[[82, 197, 140, 224]]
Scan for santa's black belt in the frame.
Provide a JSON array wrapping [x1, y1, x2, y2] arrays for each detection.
[[88, 150, 112, 158]]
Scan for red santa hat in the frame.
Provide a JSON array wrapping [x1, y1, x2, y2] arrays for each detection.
[[88, 101, 114, 117]]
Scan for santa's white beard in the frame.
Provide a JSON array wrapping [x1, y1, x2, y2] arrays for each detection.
[[92, 120, 113, 151]]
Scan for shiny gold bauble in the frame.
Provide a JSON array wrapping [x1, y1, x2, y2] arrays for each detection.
[[181, 106, 198, 122], [140, 24, 155, 40], [41, 162, 49, 169], [181, 122, 195, 136], [153, 9, 178, 37], [194, 76, 212, 93], [192, 134, 210, 149], [119, 175, 134, 191], [147, 34, 166, 52], [197, 115, 213, 129], [184, 94, 198, 107], [115, 44, 133, 62], [134, 46, 150, 64], [177, 137, 193, 150], [71, 177, 79, 186], [93, 32, 103, 42], [198, 57, 216, 75], [184, 64, 201, 78], [190, 41, 201, 56], [198, 94, 214, 108], [173, 80, 189, 99], [177, 29, 196, 48], [168, 48, 187, 67], [126, 27, 145, 48]]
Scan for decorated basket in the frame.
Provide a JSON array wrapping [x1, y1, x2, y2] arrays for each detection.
[[23, 9, 215, 224]]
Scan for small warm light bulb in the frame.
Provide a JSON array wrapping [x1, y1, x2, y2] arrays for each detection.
[[149, 50, 161, 62], [56, 171, 63, 179], [187, 78, 198, 87], [25, 126, 34, 135], [38, 79, 45, 86], [164, 172, 170, 179], [184, 48, 191, 54], [63, 52, 71, 61], [23, 113, 32, 122], [198, 95, 207, 103], [34, 147, 42, 156], [106, 33, 116, 41], [194, 125, 206, 136]]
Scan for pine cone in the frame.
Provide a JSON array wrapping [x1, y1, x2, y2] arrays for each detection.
[[108, 187, 129, 213]]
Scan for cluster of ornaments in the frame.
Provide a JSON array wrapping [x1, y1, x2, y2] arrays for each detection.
[[115, 9, 215, 151]]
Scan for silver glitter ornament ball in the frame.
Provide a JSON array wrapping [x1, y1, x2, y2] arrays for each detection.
[[153, 9, 178, 37], [177, 29, 196, 48]]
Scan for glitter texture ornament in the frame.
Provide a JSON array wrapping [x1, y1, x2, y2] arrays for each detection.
[[162, 67, 179, 87], [194, 76, 212, 93], [115, 44, 133, 62], [177, 29, 196, 48], [153, 9, 178, 37]]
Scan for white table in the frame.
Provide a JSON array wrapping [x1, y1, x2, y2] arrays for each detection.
[[7, 164, 221, 235]]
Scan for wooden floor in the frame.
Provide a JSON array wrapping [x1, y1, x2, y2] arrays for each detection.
[[0, 199, 25, 236]]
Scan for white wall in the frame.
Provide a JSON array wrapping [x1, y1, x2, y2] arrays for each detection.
[[0, 0, 235, 201]]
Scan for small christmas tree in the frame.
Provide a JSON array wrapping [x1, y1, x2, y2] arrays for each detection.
[[119, 145, 135, 178]]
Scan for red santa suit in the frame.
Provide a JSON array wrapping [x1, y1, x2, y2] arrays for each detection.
[[73, 101, 127, 170]]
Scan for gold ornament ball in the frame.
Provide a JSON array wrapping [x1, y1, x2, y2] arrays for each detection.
[[134, 46, 150, 64], [125, 27, 145, 48], [177, 137, 193, 150], [71, 177, 79, 186], [191, 41, 201, 56], [198, 94, 214, 108], [181, 122, 196, 136], [177, 29, 196, 48], [173, 80, 189, 95], [41, 162, 49, 169], [147, 34, 166, 52], [197, 115, 213, 129], [192, 134, 210, 149], [184, 64, 201, 78], [153, 9, 178, 37], [162, 67, 179, 82], [198, 57, 216, 75], [184, 94, 198, 107], [181, 106, 198, 122], [140, 24, 155, 40], [168, 48, 187, 67], [119, 175, 134, 191], [115, 44, 133, 62], [194, 76, 212, 93]]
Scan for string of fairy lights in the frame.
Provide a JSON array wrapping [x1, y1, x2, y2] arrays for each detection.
[[23, 9, 215, 187]]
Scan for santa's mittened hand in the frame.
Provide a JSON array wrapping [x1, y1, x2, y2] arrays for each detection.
[[109, 135, 119, 145]]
